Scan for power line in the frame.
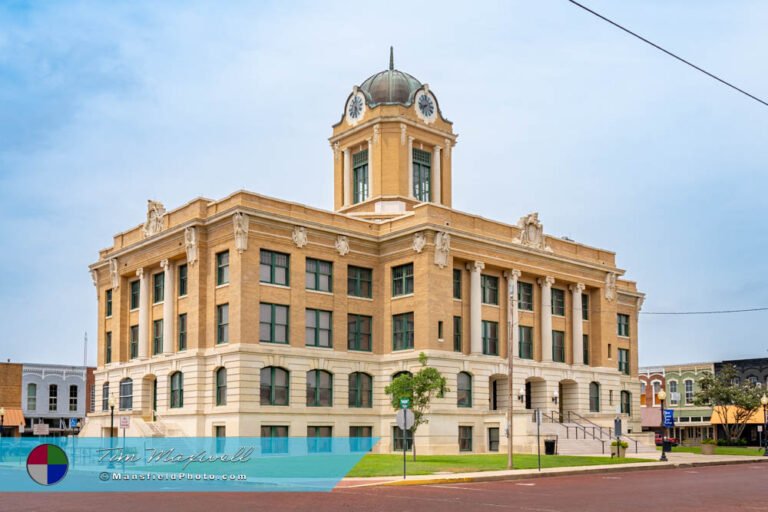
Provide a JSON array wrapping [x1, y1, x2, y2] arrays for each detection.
[[567, 0, 768, 108], [641, 307, 768, 316]]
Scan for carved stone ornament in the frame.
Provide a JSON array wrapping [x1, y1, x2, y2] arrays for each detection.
[[637, 295, 645, 312], [412, 232, 427, 253], [184, 227, 198, 265], [605, 272, 617, 301], [109, 258, 119, 288], [90, 269, 98, 287], [333, 141, 340, 161], [292, 226, 308, 248], [512, 212, 552, 252], [434, 231, 451, 268], [233, 212, 249, 254], [400, 124, 407, 145], [373, 124, 380, 144], [335, 235, 350, 256], [142, 200, 166, 238]]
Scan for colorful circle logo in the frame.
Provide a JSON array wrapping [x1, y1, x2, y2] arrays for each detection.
[[26, 444, 69, 486]]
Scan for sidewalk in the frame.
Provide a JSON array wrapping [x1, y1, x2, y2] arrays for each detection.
[[337, 452, 768, 488]]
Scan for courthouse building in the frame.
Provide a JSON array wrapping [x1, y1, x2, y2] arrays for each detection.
[[82, 52, 645, 453]]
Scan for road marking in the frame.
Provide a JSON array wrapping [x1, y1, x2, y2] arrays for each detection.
[[516, 482, 536, 486], [430, 485, 486, 491], [602, 476, 622, 480]]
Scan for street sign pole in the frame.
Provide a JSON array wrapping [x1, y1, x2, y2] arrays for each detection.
[[396, 399, 412, 480]]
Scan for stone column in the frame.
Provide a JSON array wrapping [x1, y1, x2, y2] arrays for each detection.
[[468, 261, 485, 354], [408, 136, 414, 198], [367, 138, 373, 202], [570, 283, 585, 365], [343, 148, 352, 206], [137, 267, 150, 359], [505, 269, 521, 358], [538, 276, 555, 361], [433, 145, 441, 204], [161, 260, 175, 355]]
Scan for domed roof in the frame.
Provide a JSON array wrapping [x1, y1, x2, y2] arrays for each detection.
[[359, 48, 422, 107]]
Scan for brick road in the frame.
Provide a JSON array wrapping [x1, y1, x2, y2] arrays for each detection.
[[4, 463, 768, 512]]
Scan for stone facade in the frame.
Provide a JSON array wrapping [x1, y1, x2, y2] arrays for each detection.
[[82, 55, 644, 453]]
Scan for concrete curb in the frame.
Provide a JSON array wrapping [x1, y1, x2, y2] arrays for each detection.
[[346, 457, 768, 488]]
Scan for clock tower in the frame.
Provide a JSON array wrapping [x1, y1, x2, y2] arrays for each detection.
[[329, 48, 457, 219]]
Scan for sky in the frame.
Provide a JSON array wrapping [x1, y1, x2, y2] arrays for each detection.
[[0, 1, 766, 368]]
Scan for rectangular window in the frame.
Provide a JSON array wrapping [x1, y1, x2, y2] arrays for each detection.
[[348, 266, 372, 298], [129, 325, 138, 359], [552, 330, 565, 362], [178, 313, 187, 351], [307, 426, 333, 453], [105, 332, 112, 364], [581, 293, 589, 320], [453, 316, 462, 352], [260, 250, 289, 286], [608, 343, 613, 359], [216, 251, 230, 285], [552, 288, 565, 316], [69, 385, 78, 412], [685, 380, 694, 404], [260, 425, 289, 454], [27, 384, 37, 411], [392, 263, 414, 296], [481, 275, 499, 305], [216, 304, 229, 344], [617, 313, 630, 337], [518, 282, 533, 311], [105, 289, 113, 317], [438, 320, 443, 340], [392, 312, 414, 351], [306, 309, 332, 348], [153, 272, 164, 303], [459, 426, 473, 452], [349, 426, 373, 452], [49, 385, 57, 411], [152, 319, 163, 355], [519, 326, 533, 359], [583, 334, 589, 365], [130, 280, 140, 310], [392, 426, 413, 451], [412, 148, 431, 201], [453, 269, 462, 299], [352, 149, 369, 204], [348, 314, 372, 351], [669, 381, 679, 405], [618, 348, 630, 375], [488, 427, 500, 452], [306, 258, 333, 292], [178, 264, 188, 297], [260, 303, 289, 344], [482, 321, 498, 356]]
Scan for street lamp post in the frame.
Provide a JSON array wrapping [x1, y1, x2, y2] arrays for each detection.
[[657, 390, 668, 462], [108, 396, 116, 469], [761, 394, 768, 457]]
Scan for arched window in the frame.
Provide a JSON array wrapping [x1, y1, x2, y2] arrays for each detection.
[[48, 384, 58, 411], [457, 372, 472, 408], [27, 383, 37, 411], [261, 367, 289, 405], [102, 382, 109, 411], [216, 368, 227, 406], [620, 390, 631, 415], [652, 381, 661, 406], [119, 378, 133, 410], [668, 381, 678, 405], [684, 379, 694, 405], [589, 382, 600, 412], [392, 371, 412, 381], [307, 370, 333, 407], [348, 372, 372, 408], [170, 372, 183, 408]]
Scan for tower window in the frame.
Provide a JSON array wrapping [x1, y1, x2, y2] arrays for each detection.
[[352, 149, 369, 204], [412, 148, 431, 201]]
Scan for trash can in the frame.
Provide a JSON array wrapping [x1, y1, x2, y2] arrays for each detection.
[[544, 435, 557, 455], [662, 440, 672, 453]]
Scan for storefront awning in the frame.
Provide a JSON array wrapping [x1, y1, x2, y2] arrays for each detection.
[[709, 406, 766, 425], [1, 407, 25, 428]]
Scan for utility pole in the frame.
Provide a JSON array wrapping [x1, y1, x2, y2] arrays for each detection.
[[506, 270, 519, 470]]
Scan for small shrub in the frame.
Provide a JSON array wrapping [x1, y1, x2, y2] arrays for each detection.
[[701, 438, 717, 445], [611, 441, 629, 449]]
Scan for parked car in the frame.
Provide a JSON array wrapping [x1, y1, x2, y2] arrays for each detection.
[[655, 433, 680, 447]]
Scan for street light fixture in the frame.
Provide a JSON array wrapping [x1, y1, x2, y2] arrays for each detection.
[[657, 389, 668, 462], [761, 394, 768, 457], [552, 390, 559, 405], [518, 387, 525, 403], [108, 397, 116, 438]]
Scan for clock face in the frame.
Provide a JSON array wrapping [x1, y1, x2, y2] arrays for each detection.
[[348, 95, 363, 119], [418, 94, 435, 118]]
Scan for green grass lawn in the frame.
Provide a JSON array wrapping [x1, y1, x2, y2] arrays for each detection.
[[658, 446, 765, 456], [347, 453, 653, 477]]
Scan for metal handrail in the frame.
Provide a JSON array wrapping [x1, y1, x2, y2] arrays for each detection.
[[541, 410, 606, 453], [567, 411, 640, 453]]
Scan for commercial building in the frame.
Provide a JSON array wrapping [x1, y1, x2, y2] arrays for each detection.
[[82, 52, 644, 453]]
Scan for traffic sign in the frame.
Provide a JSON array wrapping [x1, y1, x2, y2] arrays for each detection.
[[69, 418, 78, 429], [396, 409, 415, 430], [119, 416, 130, 429], [399, 398, 410, 409]]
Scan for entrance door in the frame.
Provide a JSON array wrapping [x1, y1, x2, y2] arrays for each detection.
[[558, 382, 564, 422], [151, 380, 157, 421], [525, 382, 532, 410], [491, 380, 498, 410]]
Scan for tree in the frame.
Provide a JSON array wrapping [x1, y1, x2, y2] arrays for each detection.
[[694, 364, 762, 444], [384, 352, 448, 460]]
